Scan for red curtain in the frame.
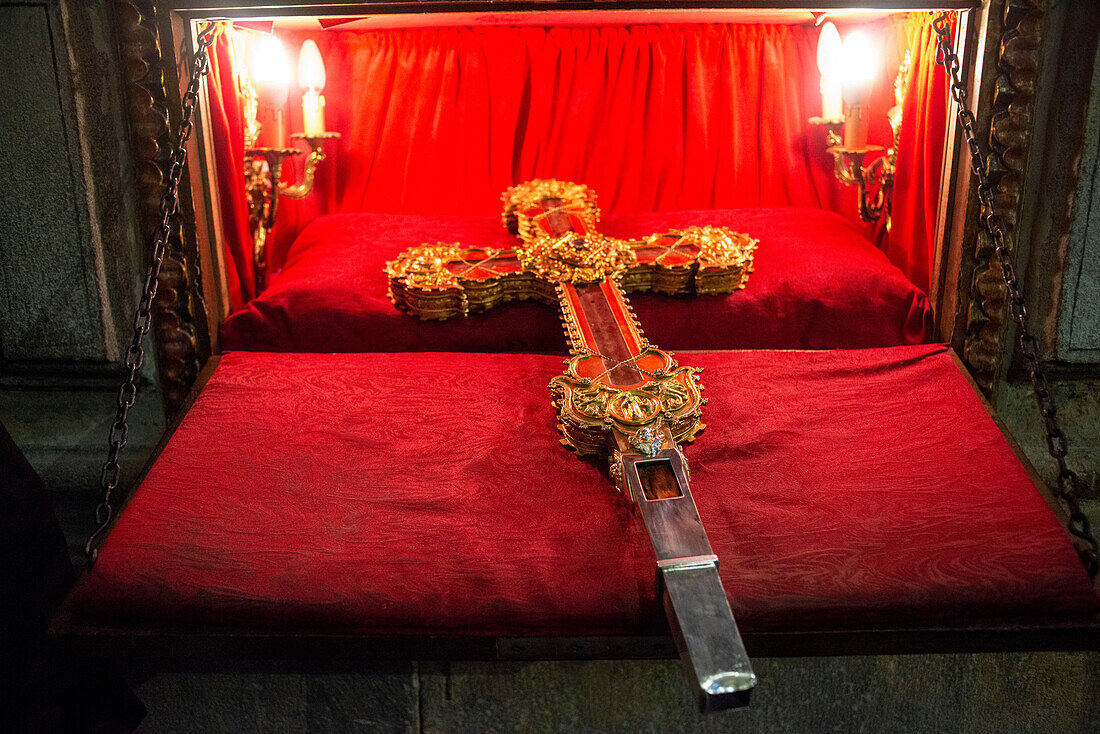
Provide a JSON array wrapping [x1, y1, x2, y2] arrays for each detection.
[[207, 31, 254, 311], [210, 15, 948, 309], [886, 16, 950, 298]]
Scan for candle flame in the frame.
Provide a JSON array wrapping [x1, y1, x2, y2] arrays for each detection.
[[841, 31, 877, 85], [298, 40, 327, 92], [251, 35, 290, 107], [841, 31, 877, 104], [816, 22, 842, 79]]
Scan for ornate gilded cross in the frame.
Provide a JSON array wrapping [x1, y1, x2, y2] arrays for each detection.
[[387, 179, 758, 711]]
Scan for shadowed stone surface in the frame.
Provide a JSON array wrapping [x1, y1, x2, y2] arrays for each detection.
[[1059, 38, 1100, 363], [0, 0, 142, 373], [417, 655, 1100, 733], [997, 379, 1100, 577], [119, 654, 1100, 732], [0, 381, 165, 562], [0, 4, 102, 361], [999, 380, 1100, 500], [135, 668, 420, 734]]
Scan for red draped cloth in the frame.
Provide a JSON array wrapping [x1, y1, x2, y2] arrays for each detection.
[[220, 209, 932, 352], [209, 15, 949, 310], [69, 347, 1098, 634], [207, 33, 255, 311], [888, 17, 950, 295]]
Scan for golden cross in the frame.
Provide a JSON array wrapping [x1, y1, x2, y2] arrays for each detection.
[[387, 179, 759, 711]]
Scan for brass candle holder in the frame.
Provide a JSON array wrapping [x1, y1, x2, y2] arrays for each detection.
[[809, 50, 910, 227], [809, 118, 897, 225], [245, 132, 340, 293], [808, 115, 845, 149]]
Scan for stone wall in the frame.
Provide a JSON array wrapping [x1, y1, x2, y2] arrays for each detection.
[[0, 0, 145, 375], [0, 0, 163, 557]]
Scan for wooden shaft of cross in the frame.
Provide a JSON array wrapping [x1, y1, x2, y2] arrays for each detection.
[[386, 180, 758, 710]]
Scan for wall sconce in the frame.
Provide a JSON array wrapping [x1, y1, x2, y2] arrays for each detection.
[[809, 23, 908, 225], [240, 35, 339, 294]]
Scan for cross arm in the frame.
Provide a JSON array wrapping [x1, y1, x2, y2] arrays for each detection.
[[386, 180, 757, 320]]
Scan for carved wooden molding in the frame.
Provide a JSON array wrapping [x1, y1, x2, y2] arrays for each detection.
[[961, 0, 1043, 394], [110, 0, 210, 414]]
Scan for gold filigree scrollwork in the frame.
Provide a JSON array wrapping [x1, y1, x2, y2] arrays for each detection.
[[502, 178, 600, 242], [651, 226, 758, 294], [518, 232, 637, 284], [609, 390, 663, 425], [548, 347, 706, 456], [384, 244, 472, 320], [672, 226, 758, 271], [609, 449, 626, 495], [386, 244, 466, 291]]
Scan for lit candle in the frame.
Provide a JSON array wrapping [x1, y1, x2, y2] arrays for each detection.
[[840, 31, 877, 148], [298, 40, 327, 137], [251, 36, 290, 147], [843, 104, 869, 150], [816, 22, 843, 121]]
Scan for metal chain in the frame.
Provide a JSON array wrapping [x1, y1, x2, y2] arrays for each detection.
[[85, 23, 218, 564], [933, 12, 1098, 577]]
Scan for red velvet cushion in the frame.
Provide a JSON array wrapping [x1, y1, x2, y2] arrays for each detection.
[[71, 346, 1097, 635], [219, 209, 931, 353]]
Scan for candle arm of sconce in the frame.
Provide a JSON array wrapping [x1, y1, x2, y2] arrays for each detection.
[[278, 147, 325, 200], [243, 135, 339, 294], [830, 150, 861, 186], [856, 153, 894, 222], [854, 159, 878, 222], [862, 156, 896, 223], [252, 223, 268, 292], [824, 147, 896, 222], [278, 134, 340, 200], [811, 86, 905, 224]]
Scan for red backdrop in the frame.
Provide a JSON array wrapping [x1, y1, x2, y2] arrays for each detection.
[[208, 15, 948, 310]]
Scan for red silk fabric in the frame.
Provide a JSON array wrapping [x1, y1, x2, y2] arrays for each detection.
[[208, 32, 255, 311], [887, 18, 950, 294], [209, 15, 948, 308], [71, 347, 1097, 635], [218, 209, 932, 353]]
